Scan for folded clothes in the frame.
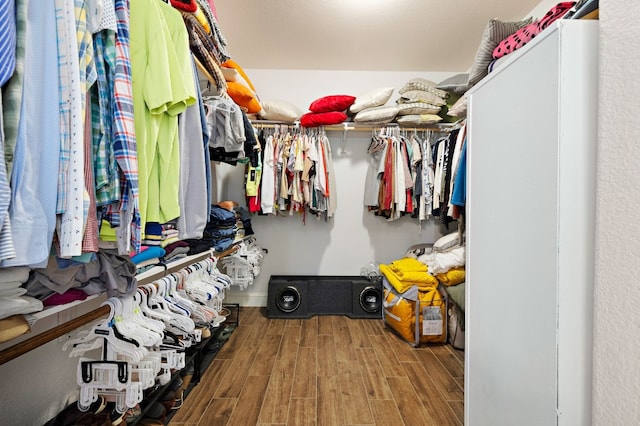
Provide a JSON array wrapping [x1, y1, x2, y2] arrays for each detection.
[[25, 251, 136, 298], [160, 236, 180, 248], [184, 239, 213, 255], [379, 262, 438, 293], [162, 229, 180, 238], [0, 287, 27, 298], [389, 257, 428, 274], [418, 246, 465, 275], [0, 267, 30, 289], [205, 226, 237, 239], [213, 237, 234, 252], [164, 246, 190, 261], [145, 222, 163, 237], [43, 288, 89, 307], [209, 205, 237, 224], [163, 241, 190, 257], [436, 267, 465, 286], [131, 246, 166, 265], [0, 295, 43, 320], [135, 257, 160, 269]]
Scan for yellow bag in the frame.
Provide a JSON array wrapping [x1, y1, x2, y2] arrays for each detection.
[[382, 278, 447, 347]]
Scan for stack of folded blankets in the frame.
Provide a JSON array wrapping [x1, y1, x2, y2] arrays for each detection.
[[132, 222, 192, 272], [413, 231, 466, 349], [378, 256, 447, 346], [203, 205, 238, 252], [0, 268, 43, 338], [379, 257, 439, 292]]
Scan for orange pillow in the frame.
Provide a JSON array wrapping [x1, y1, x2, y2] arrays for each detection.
[[221, 59, 257, 92], [227, 82, 262, 114]]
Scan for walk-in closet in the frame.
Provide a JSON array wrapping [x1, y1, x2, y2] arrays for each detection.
[[0, 0, 637, 425]]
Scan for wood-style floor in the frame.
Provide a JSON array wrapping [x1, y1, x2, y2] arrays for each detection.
[[169, 306, 464, 426]]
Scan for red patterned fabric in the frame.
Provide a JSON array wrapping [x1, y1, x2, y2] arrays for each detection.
[[170, 0, 198, 13], [492, 2, 575, 59]]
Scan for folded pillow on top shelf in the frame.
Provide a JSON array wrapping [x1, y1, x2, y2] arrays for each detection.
[[399, 78, 448, 99], [447, 95, 467, 118], [436, 73, 470, 96], [395, 114, 442, 127], [397, 90, 447, 107], [308, 95, 356, 113], [392, 78, 448, 124], [299, 111, 348, 127], [353, 105, 399, 125], [349, 87, 394, 114], [396, 102, 441, 116], [492, 2, 575, 59], [298, 94, 356, 127], [467, 17, 533, 87], [258, 100, 303, 123]]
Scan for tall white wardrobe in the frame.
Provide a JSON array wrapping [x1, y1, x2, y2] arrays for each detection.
[[465, 20, 598, 425]]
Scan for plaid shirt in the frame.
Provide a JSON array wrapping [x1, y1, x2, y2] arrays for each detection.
[[181, 12, 226, 93], [92, 31, 119, 207], [105, 0, 140, 254]]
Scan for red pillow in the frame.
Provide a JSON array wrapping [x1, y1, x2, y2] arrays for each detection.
[[309, 95, 356, 113], [300, 111, 347, 127]]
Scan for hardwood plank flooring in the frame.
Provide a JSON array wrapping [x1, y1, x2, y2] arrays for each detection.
[[169, 307, 464, 426]]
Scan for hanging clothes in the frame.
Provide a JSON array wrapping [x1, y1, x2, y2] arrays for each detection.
[[123, 0, 196, 242], [1, 0, 60, 268], [363, 125, 465, 225], [252, 126, 337, 221], [176, 57, 210, 241]]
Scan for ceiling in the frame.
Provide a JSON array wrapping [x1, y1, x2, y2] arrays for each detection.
[[214, 0, 544, 72]]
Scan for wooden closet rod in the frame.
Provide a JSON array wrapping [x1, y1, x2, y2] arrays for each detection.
[[0, 305, 111, 366]]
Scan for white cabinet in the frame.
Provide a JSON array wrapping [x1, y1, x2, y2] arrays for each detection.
[[465, 21, 598, 426]]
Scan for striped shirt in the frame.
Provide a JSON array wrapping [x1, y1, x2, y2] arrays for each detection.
[[1, 0, 26, 177], [0, 92, 15, 261], [0, 0, 15, 86]]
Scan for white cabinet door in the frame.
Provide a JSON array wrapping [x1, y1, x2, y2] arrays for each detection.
[[465, 21, 598, 426]]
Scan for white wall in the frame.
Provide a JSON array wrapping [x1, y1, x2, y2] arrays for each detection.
[[593, 1, 640, 424], [218, 70, 458, 306], [243, 69, 455, 114], [526, 0, 560, 19]]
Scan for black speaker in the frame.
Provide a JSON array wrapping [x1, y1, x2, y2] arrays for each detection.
[[267, 277, 309, 318], [352, 281, 383, 319], [267, 276, 382, 319]]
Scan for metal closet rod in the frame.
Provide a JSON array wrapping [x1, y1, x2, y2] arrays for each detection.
[[250, 120, 465, 133]]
